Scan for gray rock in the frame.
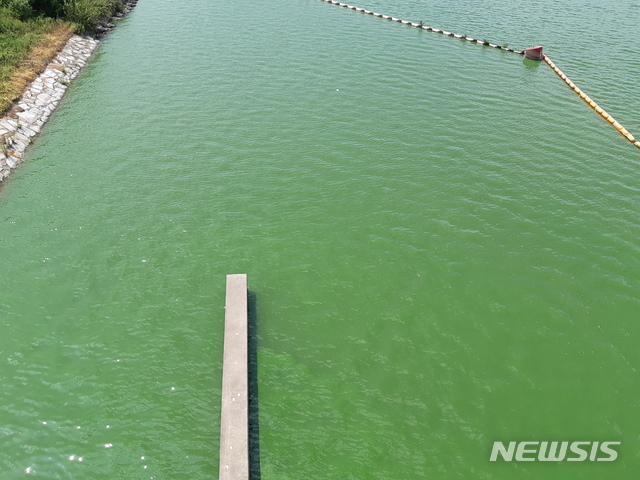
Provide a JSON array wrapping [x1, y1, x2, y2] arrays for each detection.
[[1, 35, 100, 182]]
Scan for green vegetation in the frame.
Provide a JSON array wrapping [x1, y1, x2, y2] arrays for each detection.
[[62, 0, 124, 33], [1, 0, 123, 30], [0, 0, 123, 114]]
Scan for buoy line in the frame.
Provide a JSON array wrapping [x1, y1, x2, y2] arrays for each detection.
[[544, 55, 640, 149], [320, 0, 524, 54], [321, 0, 640, 150]]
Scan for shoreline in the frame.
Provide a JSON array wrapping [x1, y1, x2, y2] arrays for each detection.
[[0, 0, 139, 185], [0, 35, 100, 183]]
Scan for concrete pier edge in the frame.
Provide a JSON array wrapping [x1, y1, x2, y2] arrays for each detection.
[[219, 274, 249, 480]]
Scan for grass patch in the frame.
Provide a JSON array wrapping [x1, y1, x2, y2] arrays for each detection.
[[0, 11, 73, 115], [0, 1, 126, 115], [64, 0, 123, 32]]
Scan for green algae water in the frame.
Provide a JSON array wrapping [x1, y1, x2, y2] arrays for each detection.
[[1, 0, 640, 478]]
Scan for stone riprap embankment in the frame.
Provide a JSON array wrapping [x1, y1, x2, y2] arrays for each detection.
[[0, 36, 100, 183], [93, 0, 139, 36]]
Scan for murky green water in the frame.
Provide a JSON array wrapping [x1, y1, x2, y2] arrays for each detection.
[[1, 0, 639, 478]]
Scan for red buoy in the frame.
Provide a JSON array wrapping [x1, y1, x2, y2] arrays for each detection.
[[524, 46, 544, 60]]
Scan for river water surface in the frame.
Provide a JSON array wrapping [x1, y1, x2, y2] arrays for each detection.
[[1, 0, 639, 478]]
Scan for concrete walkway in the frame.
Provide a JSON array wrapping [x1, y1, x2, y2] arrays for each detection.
[[219, 274, 249, 480]]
